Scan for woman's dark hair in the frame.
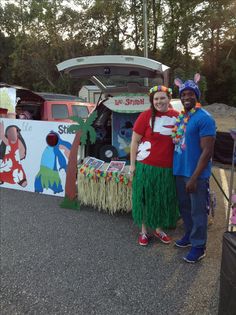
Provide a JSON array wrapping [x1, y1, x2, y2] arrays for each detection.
[[0, 125, 27, 160]]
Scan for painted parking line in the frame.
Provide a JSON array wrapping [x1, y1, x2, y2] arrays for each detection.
[[219, 168, 229, 219]]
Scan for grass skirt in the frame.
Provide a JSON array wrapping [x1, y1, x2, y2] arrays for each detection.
[[132, 162, 179, 229], [34, 166, 63, 194]]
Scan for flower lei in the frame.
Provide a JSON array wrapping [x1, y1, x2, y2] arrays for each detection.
[[79, 164, 132, 186], [171, 103, 201, 147]]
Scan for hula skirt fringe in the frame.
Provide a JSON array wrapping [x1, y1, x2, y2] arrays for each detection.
[[34, 165, 63, 194], [132, 162, 179, 229]]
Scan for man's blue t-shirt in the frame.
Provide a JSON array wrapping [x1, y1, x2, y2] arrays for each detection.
[[173, 108, 216, 179]]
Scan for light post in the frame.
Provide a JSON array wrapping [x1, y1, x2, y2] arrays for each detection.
[[143, 0, 149, 86]]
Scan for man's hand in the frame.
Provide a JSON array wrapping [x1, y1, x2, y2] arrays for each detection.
[[186, 178, 197, 193], [186, 136, 215, 193]]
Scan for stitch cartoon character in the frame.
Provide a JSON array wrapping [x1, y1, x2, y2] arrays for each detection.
[[0, 122, 27, 187], [117, 121, 133, 154], [34, 131, 72, 194]]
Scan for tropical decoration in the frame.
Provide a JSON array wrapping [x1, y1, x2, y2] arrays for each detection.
[[149, 85, 172, 95], [60, 111, 98, 210], [79, 164, 131, 185], [171, 103, 202, 147], [77, 164, 132, 214], [34, 132, 72, 194]]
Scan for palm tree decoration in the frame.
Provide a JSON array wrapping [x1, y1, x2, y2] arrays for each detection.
[[60, 111, 97, 209]]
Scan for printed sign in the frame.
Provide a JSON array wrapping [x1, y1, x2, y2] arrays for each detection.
[[0, 118, 76, 197], [104, 93, 150, 112], [106, 161, 126, 173], [84, 157, 104, 170]]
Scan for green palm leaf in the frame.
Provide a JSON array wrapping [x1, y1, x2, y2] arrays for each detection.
[[80, 132, 88, 145], [86, 111, 98, 126], [68, 111, 98, 144], [68, 116, 85, 133], [67, 125, 81, 133], [87, 126, 97, 144], [76, 117, 85, 127]]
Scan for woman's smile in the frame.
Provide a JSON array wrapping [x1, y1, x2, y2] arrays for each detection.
[[153, 91, 170, 112]]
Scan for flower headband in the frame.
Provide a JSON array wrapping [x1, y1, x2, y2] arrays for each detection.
[[149, 85, 172, 95]]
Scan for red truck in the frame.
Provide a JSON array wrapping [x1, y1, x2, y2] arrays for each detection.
[[0, 83, 95, 122]]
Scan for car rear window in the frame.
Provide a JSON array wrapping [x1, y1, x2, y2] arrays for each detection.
[[72, 105, 88, 119], [52, 104, 69, 119]]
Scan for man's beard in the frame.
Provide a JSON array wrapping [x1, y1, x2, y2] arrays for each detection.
[[183, 98, 197, 111]]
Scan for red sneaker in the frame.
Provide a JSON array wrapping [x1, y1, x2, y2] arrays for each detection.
[[153, 231, 171, 244], [138, 233, 149, 246]]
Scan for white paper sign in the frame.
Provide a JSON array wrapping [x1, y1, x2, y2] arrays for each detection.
[[104, 93, 150, 112]]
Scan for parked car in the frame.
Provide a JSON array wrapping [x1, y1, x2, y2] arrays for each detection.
[[0, 83, 95, 122], [57, 55, 173, 161]]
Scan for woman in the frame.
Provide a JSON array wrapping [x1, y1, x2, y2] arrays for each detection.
[[130, 85, 179, 246]]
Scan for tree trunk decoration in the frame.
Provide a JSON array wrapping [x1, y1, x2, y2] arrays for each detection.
[[60, 111, 97, 210]]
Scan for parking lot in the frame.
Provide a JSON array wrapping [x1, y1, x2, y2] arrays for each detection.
[[0, 166, 233, 314]]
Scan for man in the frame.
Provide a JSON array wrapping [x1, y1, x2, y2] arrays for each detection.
[[172, 73, 216, 263]]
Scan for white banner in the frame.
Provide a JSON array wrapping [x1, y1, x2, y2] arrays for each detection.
[[0, 118, 76, 197], [103, 93, 150, 113]]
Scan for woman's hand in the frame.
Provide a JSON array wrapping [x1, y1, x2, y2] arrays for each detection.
[[129, 131, 142, 181], [129, 165, 136, 180]]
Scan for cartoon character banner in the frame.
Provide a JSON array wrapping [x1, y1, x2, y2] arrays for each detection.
[[0, 118, 75, 197], [112, 112, 139, 160]]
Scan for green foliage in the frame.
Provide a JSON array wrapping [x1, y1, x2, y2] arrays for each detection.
[[198, 0, 236, 105], [67, 111, 98, 145], [0, 0, 236, 105], [0, 88, 15, 112]]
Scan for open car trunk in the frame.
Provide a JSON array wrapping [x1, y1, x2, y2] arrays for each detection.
[[57, 55, 170, 161]]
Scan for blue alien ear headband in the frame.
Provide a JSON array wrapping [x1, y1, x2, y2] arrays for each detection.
[[149, 85, 172, 95], [174, 73, 201, 100]]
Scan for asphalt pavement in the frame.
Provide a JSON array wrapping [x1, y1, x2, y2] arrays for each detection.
[[0, 167, 230, 315]]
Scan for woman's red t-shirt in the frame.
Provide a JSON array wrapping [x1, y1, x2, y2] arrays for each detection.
[[133, 108, 179, 168]]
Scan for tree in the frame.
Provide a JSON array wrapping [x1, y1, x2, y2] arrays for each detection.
[[61, 111, 97, 209], [83, 0, 130, 55], [0, 0, 236, 105], [199, 0, 236, 104], [160, 0, 203, 83]]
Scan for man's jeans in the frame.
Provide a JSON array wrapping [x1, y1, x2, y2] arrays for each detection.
[[175, 176, 209, 248]]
